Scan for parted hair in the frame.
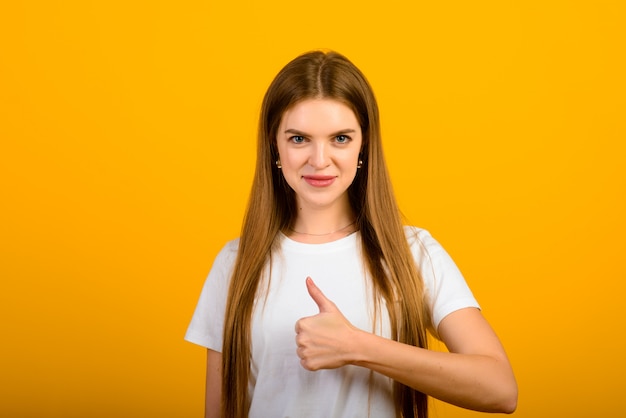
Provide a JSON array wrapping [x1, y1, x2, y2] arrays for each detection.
[[221, 50, 430, 418]]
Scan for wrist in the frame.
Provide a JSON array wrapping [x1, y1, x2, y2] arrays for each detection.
[[346, 326, 372, 367]]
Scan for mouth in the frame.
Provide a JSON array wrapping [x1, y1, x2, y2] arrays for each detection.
[[303, 175, 336, 187]]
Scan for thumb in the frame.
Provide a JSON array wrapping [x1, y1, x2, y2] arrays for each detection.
[[306, 277, 337, 313]]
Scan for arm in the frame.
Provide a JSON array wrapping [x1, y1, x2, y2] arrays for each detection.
[[296, 278, 517, 414], [352, 308, 517, 413], [205, 349, 222, 418]]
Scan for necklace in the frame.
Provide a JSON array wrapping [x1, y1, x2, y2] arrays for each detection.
[[289, 221, 357, 237]]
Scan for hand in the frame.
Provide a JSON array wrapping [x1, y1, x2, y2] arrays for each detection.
[[294, 277, 358, 371]]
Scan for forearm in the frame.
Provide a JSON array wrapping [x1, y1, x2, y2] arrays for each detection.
[[350, 330, 517, 413], [296, 282, 517, 413]]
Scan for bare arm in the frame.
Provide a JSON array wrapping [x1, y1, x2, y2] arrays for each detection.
[[351, 308, 517, 413], [205, 349, 222, 418], [296, 278, 517, 413]]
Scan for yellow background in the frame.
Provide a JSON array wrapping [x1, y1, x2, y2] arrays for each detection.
[[1, 1, 624, 417]]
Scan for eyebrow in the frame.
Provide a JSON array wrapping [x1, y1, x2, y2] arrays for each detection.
[[284, 128, 357, 136]]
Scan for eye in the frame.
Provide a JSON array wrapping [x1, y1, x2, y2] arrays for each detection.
[[335, 135, 351, 144], [290, 135, 305, 144]]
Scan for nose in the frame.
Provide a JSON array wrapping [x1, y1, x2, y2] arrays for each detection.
[[308, 142, 330, 169]]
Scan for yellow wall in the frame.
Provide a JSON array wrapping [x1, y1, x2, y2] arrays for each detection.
[[1, 1, 624, 417]]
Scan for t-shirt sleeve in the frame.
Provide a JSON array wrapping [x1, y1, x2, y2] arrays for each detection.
[[405, 227, 480, 332], [184, 239, 239, 351]]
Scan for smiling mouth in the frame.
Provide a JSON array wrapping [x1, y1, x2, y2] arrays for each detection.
[[303, 175, 336, 187]]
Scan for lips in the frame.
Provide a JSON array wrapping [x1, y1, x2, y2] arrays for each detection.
[[303, 175, 336, 187]]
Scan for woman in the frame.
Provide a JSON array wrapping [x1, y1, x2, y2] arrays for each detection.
[[185, 50, 517, 418]]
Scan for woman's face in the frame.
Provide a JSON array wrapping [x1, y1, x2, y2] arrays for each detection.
[[276, 98, 363, 213]]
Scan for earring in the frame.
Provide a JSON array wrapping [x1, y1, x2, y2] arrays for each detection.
[[275, 159, 282, 169], [357, 159, 363, 169]]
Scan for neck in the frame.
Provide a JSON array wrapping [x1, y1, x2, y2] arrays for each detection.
[[290, 220, 356, 236], [288, 203, 356, 244]]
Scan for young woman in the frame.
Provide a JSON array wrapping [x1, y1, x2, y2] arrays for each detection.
[[185, 51, 517, 418]]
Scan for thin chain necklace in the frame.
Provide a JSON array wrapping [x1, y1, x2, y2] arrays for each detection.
[[289, 221, 357, 236]]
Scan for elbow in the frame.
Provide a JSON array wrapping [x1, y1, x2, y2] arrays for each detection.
[[493, 381, 518, 414], [488, 362, 518, 414], [498, 395, 517, 414], [476, 375, 517, 414], [481, 391, 517, 414]]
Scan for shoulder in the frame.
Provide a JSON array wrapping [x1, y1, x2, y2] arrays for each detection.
[[403, 225, 480, 330], [402, 225, 457, 274], [403, 225, 431, 242], [206, 237, 240, 279], [216, 237, 240, 262], [403, 225, 443, 258]]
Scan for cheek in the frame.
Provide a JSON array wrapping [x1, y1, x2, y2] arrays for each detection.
[[282, 151, 307, 168], [345, 152, 361, 166], [280, 157, 302, 183]]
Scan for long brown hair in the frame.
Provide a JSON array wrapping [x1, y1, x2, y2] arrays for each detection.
[[222, 50, 430, 418]]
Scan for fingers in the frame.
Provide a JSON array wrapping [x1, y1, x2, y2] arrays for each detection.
[[305, 277, 336, 313], [296, 277, 342, 371]]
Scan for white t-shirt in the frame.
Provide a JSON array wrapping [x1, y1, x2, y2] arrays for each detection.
[[185, 226, 479, 418]]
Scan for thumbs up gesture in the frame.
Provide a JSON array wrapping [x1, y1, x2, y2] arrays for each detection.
[[295, 277, 358, 371]]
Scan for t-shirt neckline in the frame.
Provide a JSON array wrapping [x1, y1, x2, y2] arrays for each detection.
[[279, 231, 359, 252]]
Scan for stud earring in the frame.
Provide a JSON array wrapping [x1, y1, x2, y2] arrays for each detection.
[[357, 159, 363, 169], [275, 159, 282, 169]]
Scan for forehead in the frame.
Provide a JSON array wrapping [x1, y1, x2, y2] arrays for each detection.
[[279, 99, 360, 133]]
